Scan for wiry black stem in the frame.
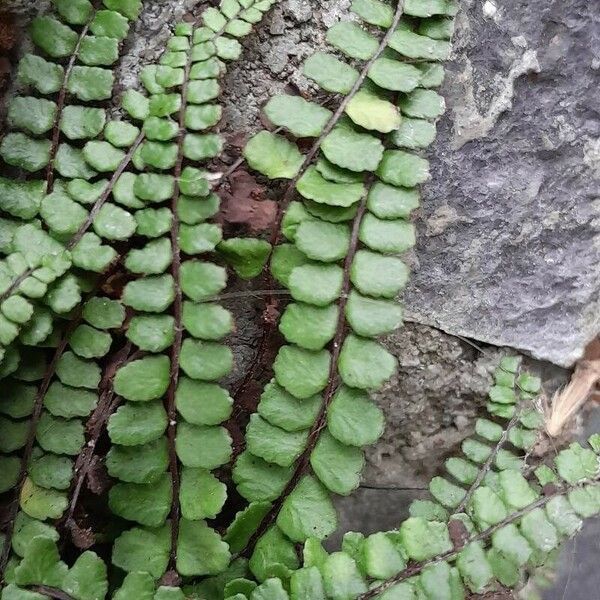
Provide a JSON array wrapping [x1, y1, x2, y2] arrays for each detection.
[[0, 270, 33, 305], [454, 366, 543, 515], [67, 132, 145, 250], [234, 1, 409, 551], [45, 14, 94, 193], [267, 0, 406, 246], [232, 0, 406, 411], [61, 343, 134, 532], [215, 98, 337, 188], [453, 408, 523, 515], [162, 44, 192, 579], [30, 586, 76, 600]]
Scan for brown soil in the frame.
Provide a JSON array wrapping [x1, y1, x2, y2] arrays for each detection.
[[0, 12, 18, 105]]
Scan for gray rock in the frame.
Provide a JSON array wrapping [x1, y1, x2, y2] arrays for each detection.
[[221, 1, 351, 133], [0, 0, 49, 17], [116, 0, 195, 91], [221, 0, 600, 368], [405, 0, 600, 368], [543, 516, 600, 600], [329, 487, 429, 550], [367, 322, 568, 488]]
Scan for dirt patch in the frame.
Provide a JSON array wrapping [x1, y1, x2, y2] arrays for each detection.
[[0, 13, 19, 106]]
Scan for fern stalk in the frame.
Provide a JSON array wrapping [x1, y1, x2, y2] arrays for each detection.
[[45, 9, 94, 194], [268, 1, 406, 237], [0, 321, 74, 579], [162, 26, 193, 579], [29, 585, 74, 600], [64, 131, 146, 251], [243, 180, 373, 554]]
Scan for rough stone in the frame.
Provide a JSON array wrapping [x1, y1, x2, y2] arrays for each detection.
[[544, 515, 600, 599], [367, 323, 568, 488], [328, 488, 429, 550], [116, 0, 195, 90], [0, 0, 49, 17], [405, 0, 600, 368], [540, 407, 600, 599]]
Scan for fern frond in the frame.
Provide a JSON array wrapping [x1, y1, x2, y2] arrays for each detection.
[[0, 0, 144, 371], [1, 1, 596, 599], [105, 1, 279, 583], [224, 0, 457, 569], [0, 296, 122, 597], [0, 0, 278, 595]]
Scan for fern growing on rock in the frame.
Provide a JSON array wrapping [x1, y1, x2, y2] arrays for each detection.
[[105, 1, 278, 581], [0, 0, 597, 599], [226, 0, 457, 570], [201, 359, 600, 599], [0, 0, 277, 596]]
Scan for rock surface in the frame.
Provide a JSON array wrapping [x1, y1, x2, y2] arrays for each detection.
[[406, 0, 600, 368], [368, 324, 567, 487]]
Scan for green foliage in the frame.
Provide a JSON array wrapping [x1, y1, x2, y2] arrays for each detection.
[[224, 0, 460, 586], [0, 0, 142, 367], [232, 362, 599, 599], [0, 0, 279, 595], [102, 0, 275, 583], [243, 132, 304, 179], [1, 2, 598, 600], [264, 95, 332, 137]]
